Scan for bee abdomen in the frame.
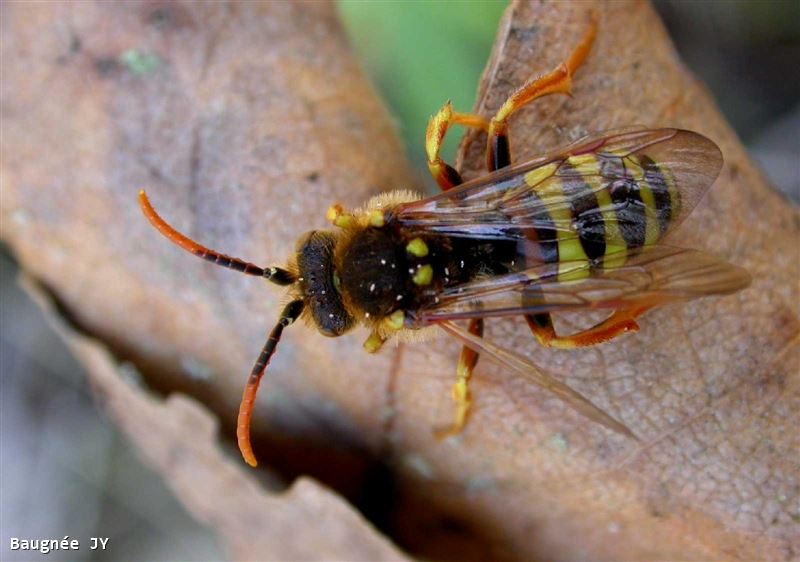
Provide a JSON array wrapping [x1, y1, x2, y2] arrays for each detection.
[[640, 154, 677, 236], [601, 153, 678, 252], [526, 152, 681, 280]]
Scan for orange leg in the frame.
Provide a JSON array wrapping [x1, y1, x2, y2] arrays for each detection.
[[527, 305, 651, 350], [436, 318, 484, 438], [426, 101, 489, 191], [486, 12, 597, 170], [424, 110, 492, 432]]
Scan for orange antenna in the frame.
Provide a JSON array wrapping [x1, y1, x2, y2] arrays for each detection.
[[138, 190, 295, 285], [237, 299, 304, 467]]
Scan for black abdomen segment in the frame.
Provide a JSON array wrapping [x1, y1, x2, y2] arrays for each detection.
[[542, 151, 678, 271]]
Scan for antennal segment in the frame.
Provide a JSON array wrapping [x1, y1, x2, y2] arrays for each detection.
[[237, 299, 305, 467], [139, 189, 266, 276]]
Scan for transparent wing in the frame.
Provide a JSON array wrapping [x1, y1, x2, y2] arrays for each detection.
[[439, 321, 637, 440], [414, 246, 750, 323], [396, 128, 723, 251]]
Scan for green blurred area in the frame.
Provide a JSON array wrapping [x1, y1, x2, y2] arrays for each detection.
[[337, 1, 506, 188], [338, 0, 799, 199]]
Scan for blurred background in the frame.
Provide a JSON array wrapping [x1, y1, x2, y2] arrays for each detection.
[[338, 0, 799, 199], [2, 1, 798, 560]]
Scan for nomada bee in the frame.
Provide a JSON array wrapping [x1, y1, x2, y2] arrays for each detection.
[[139, 14, 750, 467]]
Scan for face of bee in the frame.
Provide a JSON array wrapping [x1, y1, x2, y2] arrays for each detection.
[[295, 230, 354, 337]]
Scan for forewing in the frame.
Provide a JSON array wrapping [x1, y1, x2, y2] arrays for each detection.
[[439, 321, 637, 440], [396, 128, 723, 250], [416, 246, 751, 323]]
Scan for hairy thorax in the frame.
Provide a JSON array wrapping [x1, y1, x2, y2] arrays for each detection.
[[332, 190, 519, 330]]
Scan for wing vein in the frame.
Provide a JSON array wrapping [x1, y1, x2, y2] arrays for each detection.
[[439, 321, 638, 440]]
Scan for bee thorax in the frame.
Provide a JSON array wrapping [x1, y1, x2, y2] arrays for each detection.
[[339, 227, 410, 317]]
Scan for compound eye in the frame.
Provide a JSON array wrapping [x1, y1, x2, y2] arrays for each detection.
[[317, 320, 344, 337], [295, 230, 317, 252], [296, 231, 354, 337]]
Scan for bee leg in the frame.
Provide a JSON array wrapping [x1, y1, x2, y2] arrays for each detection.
[[435, 318, 484, 439], [326, 203, 357, 229], [426, 101, 489, 191], [486, 12, 597, 171], [363, 329, 387, 354], [527, 306, 651, 349], [525, 313, 557, 345]]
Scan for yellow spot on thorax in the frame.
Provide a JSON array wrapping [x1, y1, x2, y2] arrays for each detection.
[[406, 237, 429, 257], [412, 264, 433, 286]]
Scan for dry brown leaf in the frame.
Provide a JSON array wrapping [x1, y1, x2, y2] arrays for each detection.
[[2, 1, 413, 559], [19, 273, 409, 562], [1, 0, 410, 458], [2, 1, 799, 561]]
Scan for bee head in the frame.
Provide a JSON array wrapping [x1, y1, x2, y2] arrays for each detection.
[[294, 230, 355, 337], [138, 190, 356, 468]]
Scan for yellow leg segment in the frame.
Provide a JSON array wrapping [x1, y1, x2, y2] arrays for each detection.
[[363, 330, 387, 354], [527, 305, 650, 350], [426, 101, 489, 191], [326, 203, 356, 228], [435, 318, 484, 438], [486, 12, 597, 171]]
